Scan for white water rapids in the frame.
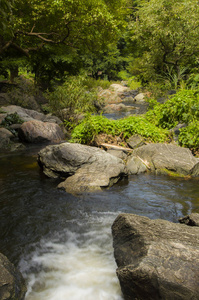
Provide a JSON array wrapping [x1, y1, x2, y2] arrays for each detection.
[[19, 212, 124, 300]]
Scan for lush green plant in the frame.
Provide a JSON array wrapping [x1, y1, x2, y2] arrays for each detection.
[[70, 114, 169, 144], [118, 70, 141, 90], [45, 75, 98, 117], [1, 112, 24, 135], [178, 122, 199, 150], [115, 116, 169, 141], [127, 0, 199, 84], [82, 77, 112, 90], [1, 113, 24, 127], [146, 90, 199, 129], [70, 114, 114, 144]]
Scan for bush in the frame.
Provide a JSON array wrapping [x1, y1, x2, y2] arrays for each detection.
[[45, 75, 98, 116], [178, 122, 199, 150], [70, 114, 169, 144], [146, 89, 199, 129]]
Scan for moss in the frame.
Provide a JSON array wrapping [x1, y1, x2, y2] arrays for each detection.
[[159, 168, 191, 178]]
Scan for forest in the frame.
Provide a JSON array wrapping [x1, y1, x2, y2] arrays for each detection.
[[1, 0, 199, 153]]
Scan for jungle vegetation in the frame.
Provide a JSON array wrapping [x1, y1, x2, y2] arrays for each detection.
[[1, 0, 199, 153]]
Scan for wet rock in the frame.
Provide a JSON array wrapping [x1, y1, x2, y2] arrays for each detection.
[[103, 103, 134, 114], [179, 213, 199, 226], [126, 156, 147, 175], [0, 252, 26, 300], [190, 161, 199, 177], [38, 142, 126, 194], [18, 120, 65, 143], [112, 213, 199, 300], [133, 143, 199, 176]]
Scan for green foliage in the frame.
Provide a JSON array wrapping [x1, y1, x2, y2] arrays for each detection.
[[178, 122, 199, 150], [70, 114, 169, 144], [0, 0, 130, 86], [70, 114, 114, 144], [1, 113, 24, 126], [82, 77, 112, 90], [5, 77, 41, 109], [118, 70, 141, 89], [146, 90, 199, 129], [128, 0, 199, 85], [45, 75, 98, 116]]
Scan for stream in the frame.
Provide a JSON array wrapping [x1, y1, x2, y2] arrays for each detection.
[[0, 146, 199, 300]]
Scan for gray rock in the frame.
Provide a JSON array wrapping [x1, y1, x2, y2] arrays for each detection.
[[127, 134, 146, 149], [0, 113, 7, 124], [38, 142, 126, 194], [112, 213, 199, 300], [133, 143, 199, 176], [190, 162, 199, 177], [0, 252, 26, 300], [1, 105, 35, 122], [109, 84, 129, 94], [126, 156, 147, 175], [0, 128, 15, 150], [0, 105, 62, 124], [179, 213, 199, 226], [18, 120, 65, 143], [107, 149, 127, 160]]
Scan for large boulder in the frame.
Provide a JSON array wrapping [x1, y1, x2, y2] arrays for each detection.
[[0, 252, 26, 300], [133, 143, 199, 176], [18, 120, 65, 143], [0, 105, 62, 124], [38, 142, 126, 194], [109, 84, 130, 95], [112, 213, 199, 300]]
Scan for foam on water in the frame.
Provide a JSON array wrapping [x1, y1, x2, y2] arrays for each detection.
[[19, 212, 123, 300]]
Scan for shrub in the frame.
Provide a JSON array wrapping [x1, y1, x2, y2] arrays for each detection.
[[178, 122, 199, 150], [70, 114, 169, 144], [45, 75, 98, 116], [146, 89, 199, 129]]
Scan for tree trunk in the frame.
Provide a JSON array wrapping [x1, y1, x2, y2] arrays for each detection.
[[10, 66, 19, 83]]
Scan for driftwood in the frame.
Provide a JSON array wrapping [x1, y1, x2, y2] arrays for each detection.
[[100, 143, 133, 153]]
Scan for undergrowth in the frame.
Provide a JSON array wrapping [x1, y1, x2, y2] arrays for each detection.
[[70, 114, 169, 145]]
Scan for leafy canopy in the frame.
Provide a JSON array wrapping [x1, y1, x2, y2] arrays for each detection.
[[129, 0, 199, 83], [1, 0, 129, 56]]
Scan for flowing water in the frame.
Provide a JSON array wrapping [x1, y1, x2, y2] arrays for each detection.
[[0, 147, 199, 300]]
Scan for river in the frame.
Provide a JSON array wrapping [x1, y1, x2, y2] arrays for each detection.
[[0, 146, 199, 300]]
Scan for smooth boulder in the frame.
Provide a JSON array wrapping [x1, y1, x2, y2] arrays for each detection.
[[18, 119, 65, 143], [38, 142, 126, 194], [0, 252, 26, 300], [133, 143, 199, 176], [0, 105, 62, 124], [112, 213, 199, 300]]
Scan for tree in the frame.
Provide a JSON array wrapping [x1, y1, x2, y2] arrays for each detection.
[[0, 0, 129, 56], [0, 0, 130, 83], [129, 0, 199, 84]]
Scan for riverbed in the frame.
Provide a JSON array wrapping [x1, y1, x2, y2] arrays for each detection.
[[0, 147, 199, 300]]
